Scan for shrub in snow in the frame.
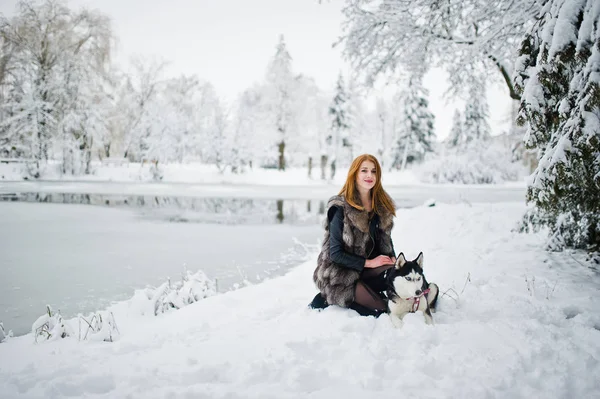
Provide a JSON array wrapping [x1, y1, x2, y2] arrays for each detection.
[[514, 0, 600, 250], [416, 143, 526, 184], [149, 161, 164, 181], [77, 311, 120, 342], [32, 305, 120, 343], [32, 305, 73, 343], [141, 270, 217, 316], [519, 205, 597, 252], [0, 321, 13, 343]]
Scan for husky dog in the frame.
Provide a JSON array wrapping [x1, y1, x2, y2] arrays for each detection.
[[385, 252, 439, 328]]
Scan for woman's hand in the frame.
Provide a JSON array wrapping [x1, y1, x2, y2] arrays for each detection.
[[365, 255, 395, 268]]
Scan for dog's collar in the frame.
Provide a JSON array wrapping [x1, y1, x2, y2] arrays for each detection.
[[407, 288, 430, 313], [386, 285, 431, 312]]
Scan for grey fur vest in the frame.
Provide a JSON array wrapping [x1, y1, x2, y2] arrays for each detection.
[[313, 194, 394, 307]]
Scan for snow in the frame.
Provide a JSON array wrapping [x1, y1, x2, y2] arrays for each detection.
[[577, 0, 599, 50], [548, 0, 587, 58], [1, 202, 599, 398], [415, 144, 527, 184]]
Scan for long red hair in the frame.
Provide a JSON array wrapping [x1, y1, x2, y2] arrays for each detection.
[[338, 154, 396, 216]]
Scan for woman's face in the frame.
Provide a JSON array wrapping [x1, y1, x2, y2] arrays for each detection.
[[355, 160, 377, 192]]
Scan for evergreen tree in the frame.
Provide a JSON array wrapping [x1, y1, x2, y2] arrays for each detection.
[[265, 34, 294, 171], [394, 76, 436, 169], [327, 72, 350, 179], [447, 110, 464, 148], [462, 80, 491, 147], [375, 97, 390, 169], [514, 0, 600, 250]]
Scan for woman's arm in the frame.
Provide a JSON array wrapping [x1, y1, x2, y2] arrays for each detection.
[[328, 207, 366, 272], [388, 238, 396, 259]]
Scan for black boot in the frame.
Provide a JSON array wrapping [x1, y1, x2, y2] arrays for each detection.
[[349, 302, 386, 318], [308, 292, 329, 310]]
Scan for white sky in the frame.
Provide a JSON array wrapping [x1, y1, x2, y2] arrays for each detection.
[[0, 0, 514, 140]]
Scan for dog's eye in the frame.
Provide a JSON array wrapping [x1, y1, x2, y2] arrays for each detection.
[[405, 276, 412, 281], [417, 277, 421, 282]]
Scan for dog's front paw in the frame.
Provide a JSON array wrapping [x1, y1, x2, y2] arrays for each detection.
[[390, 315, 404, 329], [424, 311, 434, 325]]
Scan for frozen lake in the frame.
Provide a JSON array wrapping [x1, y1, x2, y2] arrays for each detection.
[[0, 197, 324, 337], [0, 182, 526, 337]]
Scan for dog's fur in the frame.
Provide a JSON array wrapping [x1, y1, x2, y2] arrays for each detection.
[[386, 252, 439, 328]]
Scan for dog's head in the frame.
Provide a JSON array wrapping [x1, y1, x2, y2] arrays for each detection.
[[387, 252, 426, 299]]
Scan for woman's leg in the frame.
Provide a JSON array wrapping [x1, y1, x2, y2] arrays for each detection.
[[351, 281, 387, 317]]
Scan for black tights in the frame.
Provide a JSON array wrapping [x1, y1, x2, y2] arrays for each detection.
[[351, 265, 393, 316]]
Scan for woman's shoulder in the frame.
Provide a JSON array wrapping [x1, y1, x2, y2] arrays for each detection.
[[327, 195, 346, 208], [327, 195, 354, 224]]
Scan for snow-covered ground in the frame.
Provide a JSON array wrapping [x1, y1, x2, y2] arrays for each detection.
[[0, 160, 526, 208], [1, 202, 599, 398]]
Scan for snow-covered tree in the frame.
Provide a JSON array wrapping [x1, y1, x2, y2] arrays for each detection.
[[136, 76, 223, 174], [0, 0, 112, 177], [232, 87, 263, 172], [328, 73, 351, 179], [121, 57, 166, 162], [514, 0, 600, 251], [287, 74, 329, 177], [161, 75, 203, 163], [210, 97, 231, 174], [339, 0, 542, 100], [345, 79, 366, 162], [446, 110, 464, 148], [462, 79, 491, 146], [374, 97, 390, 168], [58, 51, 114, 175], [265, 35, 295, 170], [393, 76, 436, 169]]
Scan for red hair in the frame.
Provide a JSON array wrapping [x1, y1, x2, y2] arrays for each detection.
[[338, 154, 396, 216]]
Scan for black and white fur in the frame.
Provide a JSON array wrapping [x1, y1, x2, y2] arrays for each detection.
[[386, 252, 439, 328]]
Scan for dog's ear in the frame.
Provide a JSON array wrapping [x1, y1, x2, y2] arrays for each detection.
[[415, 252, 424, 268], [395, 253, 407, 269]]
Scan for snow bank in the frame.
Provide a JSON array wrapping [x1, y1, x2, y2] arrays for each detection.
[[415, 144, 528, 184], [0, 203, 598, 398]]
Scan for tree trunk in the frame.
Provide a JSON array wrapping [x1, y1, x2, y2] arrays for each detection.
[[278, 140, 285, 171], [320, 155, 328, 180], [84, 136, 93, 175], [276, 199, 284, 223], [308, 156, 312, 178], [69, 148, 75, 175], [330, 159, 336, 180], [401, 141, 410, 170]]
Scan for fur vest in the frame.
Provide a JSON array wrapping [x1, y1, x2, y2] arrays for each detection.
[[313, 194, 394, 307]]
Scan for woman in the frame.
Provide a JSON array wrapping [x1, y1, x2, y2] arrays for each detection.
[[310, 154, 397, 317]]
